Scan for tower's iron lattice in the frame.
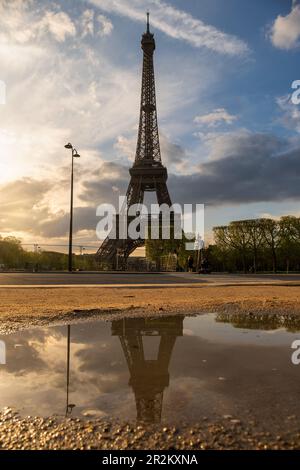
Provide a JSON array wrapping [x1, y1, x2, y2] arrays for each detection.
[[112, 317, 183, 423], [96, 14, 172, 268]]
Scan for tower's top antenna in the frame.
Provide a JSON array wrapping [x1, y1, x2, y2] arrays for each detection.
[[146, 11, 150, 33]]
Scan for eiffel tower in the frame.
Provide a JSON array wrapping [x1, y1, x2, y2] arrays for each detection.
[[111, 317, 183, 423], [96, 13, 172, 269]]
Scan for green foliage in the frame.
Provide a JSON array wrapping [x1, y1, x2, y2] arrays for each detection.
[[0, 236, 97, 271], [4, 213, 300, 274], [145, 232, 195, 271], [0, 236, 25, 268], [212, 216, 300, 273]]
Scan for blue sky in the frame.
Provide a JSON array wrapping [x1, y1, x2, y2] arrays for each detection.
[[0, 0, 299, 247]]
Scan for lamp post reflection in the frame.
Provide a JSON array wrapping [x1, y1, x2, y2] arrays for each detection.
[[66, 325, 75, 417]]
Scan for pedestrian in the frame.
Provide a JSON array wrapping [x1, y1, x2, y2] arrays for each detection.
[[187, 255, 194, 272]]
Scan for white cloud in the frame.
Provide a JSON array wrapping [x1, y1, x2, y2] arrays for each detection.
[[81, 9, 95, 37], [0, 0, 250, 244], [276, 95, 300, 133], [0, 1, 211, 197], [269, 4, 300, 50], [194, 108, 237, 127], [0, 1, 76, 44], [86, 0, 249, 55], [97, 14, 113, 36], [114, 135, 136, 160], [80, 10, 113, 38], [0, 0, 141, 220], [38, 11, 76, 42], [196, 129, 283, 161]]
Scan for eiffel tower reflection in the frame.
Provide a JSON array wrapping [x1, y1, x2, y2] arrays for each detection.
[[112, 316, 183, 423]]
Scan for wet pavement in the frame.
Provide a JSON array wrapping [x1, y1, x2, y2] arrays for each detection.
[[1, 311, 300, 436]]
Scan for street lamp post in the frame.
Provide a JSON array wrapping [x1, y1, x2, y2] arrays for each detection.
[[65, 143, 80, 272]]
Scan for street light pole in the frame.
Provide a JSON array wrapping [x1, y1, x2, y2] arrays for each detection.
[[65, 143, 80, 272]]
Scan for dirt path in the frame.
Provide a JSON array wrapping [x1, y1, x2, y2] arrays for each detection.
[[0, 284, 299, 333]]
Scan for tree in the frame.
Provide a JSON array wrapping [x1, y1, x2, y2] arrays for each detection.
[[279, 216, 299, 273], [214, 222, 251, 273], [258, 219, 281, 273], [0, 236, 25, 268], [213, 216, 300, 274], [146, 233, 195, 271], [241, 219, 264, 273]]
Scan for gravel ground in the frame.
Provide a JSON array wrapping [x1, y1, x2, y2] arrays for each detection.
[[1, 285, 300, 450], [0, 409, 299, 450], [1, 284, 300, 334]]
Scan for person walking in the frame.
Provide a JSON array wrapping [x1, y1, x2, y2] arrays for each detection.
[[187, 255, 194, 272]]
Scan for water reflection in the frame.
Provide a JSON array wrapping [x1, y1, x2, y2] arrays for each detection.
[[112, 317, 183, 423], [216, 312, 300, 332], [1, 312, 300, 430], [66, 325, 75, 417]]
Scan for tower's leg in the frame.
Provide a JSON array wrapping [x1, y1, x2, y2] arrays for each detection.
[[96, 178, 173, 269], [155, 182, 172, 206], [126, 177, 144, 207]]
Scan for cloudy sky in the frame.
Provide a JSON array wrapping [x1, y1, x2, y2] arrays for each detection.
[[0, 0, 299, 250]]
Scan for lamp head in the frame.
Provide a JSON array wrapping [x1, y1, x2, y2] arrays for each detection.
[[64, 143, 73, 149]]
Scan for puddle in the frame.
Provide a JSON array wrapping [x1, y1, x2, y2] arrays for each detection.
[[1, 313, 300, 430]]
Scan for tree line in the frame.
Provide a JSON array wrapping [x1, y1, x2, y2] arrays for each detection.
[[0, 236, 97, 271], [211, 216, 300, 273], [2, 215, 300, 273]]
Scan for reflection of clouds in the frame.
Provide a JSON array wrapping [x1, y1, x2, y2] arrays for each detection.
[[0, 340, 5, 364], [164, 376, 231, 421], [3, 330, 49, 374], [0, 322, 136, 418], [0, 328, 68, 415], [1, 315, 300, 425], [183, 328, 195, 336]]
